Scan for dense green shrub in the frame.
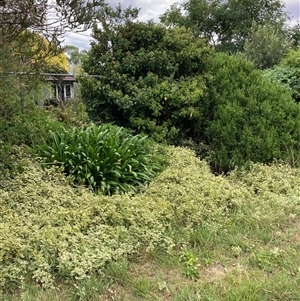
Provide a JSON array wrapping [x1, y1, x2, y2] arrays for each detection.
[[264, 66, 300, 102], [37, 123, 167, 194], [81, 21, 211, 143], [202, 53, 300, 173], [1, 107, 61, 146]]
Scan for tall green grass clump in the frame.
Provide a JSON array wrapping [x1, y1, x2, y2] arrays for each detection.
[[38, 123, 167, 194]]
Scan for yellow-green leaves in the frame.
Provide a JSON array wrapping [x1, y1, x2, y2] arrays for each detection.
[[1, 147, 300, 291]]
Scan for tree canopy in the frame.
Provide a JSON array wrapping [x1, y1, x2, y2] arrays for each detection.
[[64, 45, 87, 66], [10, 31, 69, 74], [0, 0, 105, 43], [160, 0, 289, 53], [243, 22, 292, 69]]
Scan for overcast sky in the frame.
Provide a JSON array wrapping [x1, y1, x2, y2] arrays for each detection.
[[63, 0, 300, 50]]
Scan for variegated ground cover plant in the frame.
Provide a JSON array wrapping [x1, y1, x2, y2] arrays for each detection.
[[1, 147, 300, 293]]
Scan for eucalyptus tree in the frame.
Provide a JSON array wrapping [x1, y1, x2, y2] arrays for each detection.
[[160, 0, 289, 53], [0, 0, 104, 42]]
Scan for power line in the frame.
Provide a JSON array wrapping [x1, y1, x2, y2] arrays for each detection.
[[65, 31, 93, 38]]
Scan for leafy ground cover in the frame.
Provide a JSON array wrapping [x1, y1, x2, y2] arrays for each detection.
[[1, 147, 300, 300]]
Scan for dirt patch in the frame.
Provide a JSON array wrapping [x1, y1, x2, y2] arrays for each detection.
[[201, 263, 227, 282]]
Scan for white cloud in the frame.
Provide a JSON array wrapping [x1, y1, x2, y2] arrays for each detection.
[[63, 30, 94, 50], [130, 0, 180, 21]]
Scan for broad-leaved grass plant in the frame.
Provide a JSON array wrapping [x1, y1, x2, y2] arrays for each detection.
[[38, 123, 166, 194]]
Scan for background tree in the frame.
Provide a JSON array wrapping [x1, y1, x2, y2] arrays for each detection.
[[64, 45, 87, 65], [244, 22, 291, 69], [64, 45, 88, 74], [288, 22, 300, 48], [11, 31, 69, 74], [160, 0, 289, 53], [81, 8, 211, 142]]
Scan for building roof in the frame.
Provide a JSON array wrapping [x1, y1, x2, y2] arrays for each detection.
[[46, 74, 76, 83]]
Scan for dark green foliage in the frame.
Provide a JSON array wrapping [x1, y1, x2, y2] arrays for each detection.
[[81, 20, 210, 143], [38, 123, 167, 194], [80, 6, 300, 173], [264, 48, 300, 103], [203, 53, 300, 173]]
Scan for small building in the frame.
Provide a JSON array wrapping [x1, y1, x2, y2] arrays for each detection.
[[45, 74, 76, 104]]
